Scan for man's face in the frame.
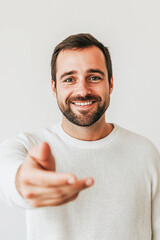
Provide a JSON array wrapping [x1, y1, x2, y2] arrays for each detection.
[[52, 46, 113, 127]]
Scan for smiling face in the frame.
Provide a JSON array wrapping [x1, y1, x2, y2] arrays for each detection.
[[51, 46, 113, 127]]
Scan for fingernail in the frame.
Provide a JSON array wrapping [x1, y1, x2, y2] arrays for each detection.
[[85, 178, 93, 186], [67, 177, 76, 184]]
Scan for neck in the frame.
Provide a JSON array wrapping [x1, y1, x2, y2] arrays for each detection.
[[61, 115, 114, 141]]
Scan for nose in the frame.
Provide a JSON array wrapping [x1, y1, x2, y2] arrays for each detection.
[[75, 79, 92, 97]]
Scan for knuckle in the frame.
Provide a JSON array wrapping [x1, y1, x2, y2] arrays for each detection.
[[22, 178, 30, 186], [23, 190, 35, 199], [21, 173, 30, 185], [68, 173, 76, 180]]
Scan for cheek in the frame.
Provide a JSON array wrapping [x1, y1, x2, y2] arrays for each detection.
[[56, 85, 73, 103], [94, 85, 108, 97]]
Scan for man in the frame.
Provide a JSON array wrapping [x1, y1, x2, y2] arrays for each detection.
[[0, 33, 159, 240]]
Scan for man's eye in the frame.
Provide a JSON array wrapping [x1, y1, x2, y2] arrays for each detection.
[[90, 76, 101, 81], [64, 78, 74, 82]]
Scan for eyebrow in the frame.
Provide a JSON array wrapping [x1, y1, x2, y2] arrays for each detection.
[[87, 69, 105, 77], [60, 71, 77, 80], [60, 69, 105, 80]]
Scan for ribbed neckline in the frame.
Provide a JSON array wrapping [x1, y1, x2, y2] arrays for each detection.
[[55, 122, 121, 149]]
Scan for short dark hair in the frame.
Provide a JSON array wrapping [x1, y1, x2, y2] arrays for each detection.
[[51, 33, 113, 87]]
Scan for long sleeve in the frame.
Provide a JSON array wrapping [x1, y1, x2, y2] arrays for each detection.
[[0, 134, 34, 208], [0, 123, 159, 239], [151, 145, 160, 240]]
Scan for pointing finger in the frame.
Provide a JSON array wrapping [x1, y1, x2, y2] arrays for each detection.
[[24, 169, 77, 187]]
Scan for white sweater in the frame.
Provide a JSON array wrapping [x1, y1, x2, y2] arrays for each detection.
[[0, 123, 160, 240]]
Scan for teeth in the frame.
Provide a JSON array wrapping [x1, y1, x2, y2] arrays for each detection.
[[74, 101, 93, 106]]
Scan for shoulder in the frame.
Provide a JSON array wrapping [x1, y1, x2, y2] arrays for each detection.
[[0, 123, 59, 152], [116, 123, 159, 160]]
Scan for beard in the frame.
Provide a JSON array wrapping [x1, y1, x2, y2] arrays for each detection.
[[56, 93, 110, 127]]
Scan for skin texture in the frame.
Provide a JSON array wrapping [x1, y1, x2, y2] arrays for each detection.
[[16, 46, 113, 207]]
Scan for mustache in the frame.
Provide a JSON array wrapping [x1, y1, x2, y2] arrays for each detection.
[[67, 94, 102, 103]]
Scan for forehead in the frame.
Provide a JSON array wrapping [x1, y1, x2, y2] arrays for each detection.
[[56, 46, 107, 76]]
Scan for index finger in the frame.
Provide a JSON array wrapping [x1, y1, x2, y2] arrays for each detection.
[[26, 169, 77, 187]]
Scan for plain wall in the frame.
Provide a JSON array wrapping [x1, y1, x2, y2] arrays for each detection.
[[0, 0, 160, 238]]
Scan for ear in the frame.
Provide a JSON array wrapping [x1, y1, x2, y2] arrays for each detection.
[[109, 77, 113, 94], [51, 80, 57, 97]]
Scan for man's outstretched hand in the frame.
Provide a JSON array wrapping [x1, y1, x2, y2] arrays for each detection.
[[15, 142, 94, 207]]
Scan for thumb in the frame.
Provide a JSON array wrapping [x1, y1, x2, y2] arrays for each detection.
[[28, 142, 56, 171]]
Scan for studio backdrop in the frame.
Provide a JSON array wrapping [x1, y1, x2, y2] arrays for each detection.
[[0, 0, 159, 239]]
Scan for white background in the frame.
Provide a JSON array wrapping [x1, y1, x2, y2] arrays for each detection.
[[0, 0, 160, 238]]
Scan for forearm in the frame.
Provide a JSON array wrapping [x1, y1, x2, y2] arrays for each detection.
[[0, 136, 32, 208]]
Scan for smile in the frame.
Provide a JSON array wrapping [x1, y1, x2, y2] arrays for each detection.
[[71, 101, 96, 110], [73, 101, 94, 106]]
